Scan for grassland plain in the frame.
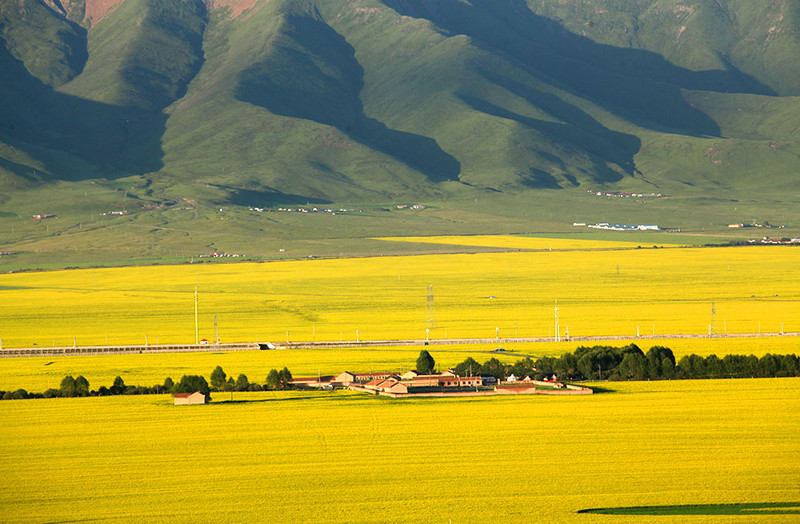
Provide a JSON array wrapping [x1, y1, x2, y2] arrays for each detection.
[[1, 378, 798, 523], [1, 241, 799, 348]]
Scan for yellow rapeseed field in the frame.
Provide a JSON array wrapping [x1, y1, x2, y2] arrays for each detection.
[[1, 378, 798, 523], [377, 234, 660, 250], [0, 241, 798, 348], [0, 338, 796, 393]]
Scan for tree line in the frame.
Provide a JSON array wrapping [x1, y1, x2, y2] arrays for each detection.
[[451, 344, 799, 381], [0, 365, 294, 401]]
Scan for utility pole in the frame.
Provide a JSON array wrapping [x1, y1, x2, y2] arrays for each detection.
[[194, 287, 199, 344], [554, 300, 560, 342], [710, 300, 717, 338], [214, 314, 219, 345]]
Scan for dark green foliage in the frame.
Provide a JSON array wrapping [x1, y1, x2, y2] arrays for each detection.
[[511, 357, 537, 379], [110, 376, 126, 395], [60, 376, 77, 397], [43, 388, 61, 398], [265, 369, 281, 390], [480, 358, 507, 379], [278, 367, 293, 389], [163, 377, 175, 392], [236, 374, 249, 391], [225, 376, 236, 392], [9, 388, 29, 400], [210, 365, 227, 391], [453, 357, 481, 377], [74, 376, 90, 396], [416, 350, 435, 375], [174, 374, 211, 399]]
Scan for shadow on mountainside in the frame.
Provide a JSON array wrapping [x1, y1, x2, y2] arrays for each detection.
[[0, 41, 167, 180], [459, 67, 644, 185], [0, 0, 208, 182], [381, 0, 777, 137], [207, 183, 332, 206], [235, 14, 461, 183]]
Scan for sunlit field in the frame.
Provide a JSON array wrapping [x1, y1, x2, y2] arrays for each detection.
[[1, 378, 798, 523], [376, 234, 670, 250], [1, 241, 798, 348], [1, 336, 798, 393]]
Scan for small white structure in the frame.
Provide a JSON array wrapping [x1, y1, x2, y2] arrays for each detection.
[[506, 374, 518, 382], [173, 392, 207, 405]]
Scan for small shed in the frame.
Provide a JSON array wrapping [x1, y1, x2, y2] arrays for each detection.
[[400, 370, 419, 380], [174, 392, 207, 405]]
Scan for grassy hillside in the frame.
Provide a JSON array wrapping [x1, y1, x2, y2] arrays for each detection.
[[1, 0, 799, 267]]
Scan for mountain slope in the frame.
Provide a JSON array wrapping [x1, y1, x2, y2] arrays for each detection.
[[1, 0, 799, 218]]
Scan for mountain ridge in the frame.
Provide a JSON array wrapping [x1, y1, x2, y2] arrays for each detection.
[[1, 0, 799, 268]]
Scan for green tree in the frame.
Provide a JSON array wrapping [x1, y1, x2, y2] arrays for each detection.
[[646, 346, 675, 378], [225, 376, 236, 392], [481, 357, 507, 379], [111, 376, 126, 395], [511, 357, 536, 379], [60, 375, 77, 397], [210, 366, 227, 391], [619, 353, 647, 380], [163, 377, 175, 393], [266, 369, 280, 390], [75, 376, 90, 396], [278, 367, 293, 389], [661, 357, 675, 379], [416, 350, 435, 374], [704, 354, 723, 378], [11, 389, 29, 400], [454, 357, 481, 377], [554, 353, 578, 381], [174, 375, 211, 400], [236, 374, 249, 391]]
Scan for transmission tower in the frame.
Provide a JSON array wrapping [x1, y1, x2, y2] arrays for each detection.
[[426, 285, 437, 329]]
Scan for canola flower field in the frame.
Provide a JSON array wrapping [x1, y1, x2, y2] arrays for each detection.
[[1, 236, 799, 522], [1, 336, 799, 393], [0, 240, 799, 349], [1, 378, 798, 523]]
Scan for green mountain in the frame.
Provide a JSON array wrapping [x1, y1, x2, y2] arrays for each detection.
[[1, 0, 799, 267]]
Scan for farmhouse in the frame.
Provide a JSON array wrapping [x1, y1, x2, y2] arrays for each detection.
[[332, 371, 396, 385], [173, 392, 207, 405]]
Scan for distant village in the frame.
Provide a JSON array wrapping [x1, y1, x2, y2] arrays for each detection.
[[573, 222, 660, 231], [250, 206, 355, 214], [289, 369, 592, 399], [589, 190, 664, 198]]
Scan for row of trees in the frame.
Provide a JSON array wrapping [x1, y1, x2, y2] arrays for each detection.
[[210, 366, 293, 391], [450, 344, 800, 382], [1, 366, 296, 401]]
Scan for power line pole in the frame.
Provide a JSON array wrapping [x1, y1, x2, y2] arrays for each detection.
[[194, 287, 199, 344], [554, 300, 560, 342], [710, 300, 717, 338], [214, 314, 219, 345]]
